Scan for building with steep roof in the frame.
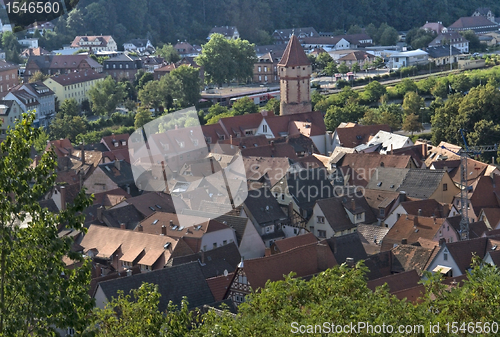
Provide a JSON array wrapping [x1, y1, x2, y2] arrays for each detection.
[[94, 261, 215, 310], [428, 31, 469, 53], [70, 35, 117, 51], [421, 22, 448, 35], [0, 60, 19, 99], [224, 240, 337, 305], [278, 35, 312, 116], [43, 69, 105, 105], [24, 55, 103, 81], [448, 16, 499, 33], [0, 100, 22, 138], [272, 27, 319, 44]]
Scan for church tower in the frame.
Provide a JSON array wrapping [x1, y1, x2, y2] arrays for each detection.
[[278, 34, 312, 115]]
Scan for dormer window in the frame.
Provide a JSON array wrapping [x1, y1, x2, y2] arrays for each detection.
[[114, 142, 118, 147], [121, 140, 126, 146]]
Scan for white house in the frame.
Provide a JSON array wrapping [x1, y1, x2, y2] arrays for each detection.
[[18, 38, 39, 49], [123, 39, 154, 53], [388, 49, 429, 69], [368, 130, 413, 154]]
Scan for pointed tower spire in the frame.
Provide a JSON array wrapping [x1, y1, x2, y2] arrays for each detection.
[[278, 35, 312, 115]]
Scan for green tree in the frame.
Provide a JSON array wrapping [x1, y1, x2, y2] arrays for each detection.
[[124, 99, 136, 112], [338, 62, 349, 75], [170, 65, 201, 107], [196, 34, 256, 86], [66, 8, 85, 36], [2, 31, 22, 63], [405, 28, 436, 49], [50, 114, 87, 141], [431, 80, 449, 99], [360, 108, 380, 125], [88, 76, 127, 117], [362, 81, 386, 102], [206, 111, 235, 125], [231, 38, 257, 83], [450, 74, 472, 93], [0, 112, 93, 335], [324, 61, 338, 76], [347, 25, 363, 34], [263, 98, 280, 115], [59, 98, 80, 116], [379, 103, 403, 130], [231, 97, 258, 115], [87, 283, 165, 336], [316, 52, 333, 70], [205, 103, 229, 123], [402, 91, 424, 116], [351, 62, 361, 73], [460, 30, 485, 52], [33, 128, 50, 153], [137, 72, 154, 91], [379, 26, 399, 46], [402, 113, 423, 136], [156, 44, 180, 64], [134, 107, 153, 129], [395, 78, 418, 97], [138, 80, 163, 114], [28, 71, 49, 83]]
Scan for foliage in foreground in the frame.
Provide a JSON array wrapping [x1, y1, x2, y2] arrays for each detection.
[[0, 112, 93, 336], [88, 258, 500, 336]]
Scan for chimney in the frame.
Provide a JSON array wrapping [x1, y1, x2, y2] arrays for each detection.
[[390, 144, 393, 155], [346, 257, 354, 267], [120, 223, 126, 230], [418, 209, 422, 216], [80, 141, 85, 163], [230, 135, 233, 145], [288, 201, 294, 218], [413, 215, 418, 228], [399, 191, 406, 203], [60, 186, 66, 211], [238, 256, 244, 268], [439, 238, 446, 246], [351, 198, 356, 211], [114, 160, 120, 171], [97, 205, 104, 222], [126, 269, 132, 276], [169, 219, 174, 226], [137, 224, 143, 232], [201, 250, 205, 265], [421, 143, 428, 158], [161, 224, 167, 235], [401, 238, 408, 244]]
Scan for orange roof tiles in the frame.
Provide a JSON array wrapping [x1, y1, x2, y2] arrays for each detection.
[[278, 34, 310, 67]]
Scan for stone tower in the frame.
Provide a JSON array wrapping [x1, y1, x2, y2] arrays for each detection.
[[278, 34, 312, 115]]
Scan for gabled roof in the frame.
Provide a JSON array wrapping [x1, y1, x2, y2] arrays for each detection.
[[0, 60, 19, 71], [362, 189, 400, 212], [27, 55, 102, 70], [81, 225, 181, 263], [98, 161, 135, 187], [397, 169, 447, 199], [101, 133, 129, 151], [101, 204, 144, 230], [207, 273, 234, 301], [338, 50, 375, 62], [356, 224, 390, 255], [113, 192, 175, 217], [244, 188, 288, 226], [429, 31, 468, 46], [218, 113, 264, 138], [467, 175, 500, 216], [480, 208, 500, 229], [449, 16, 498, 29], [71, 35, 113, 48], [335, 124, 391, 148], [264, 111, 326, 138], [444, 237, 490, 273], [315, 197, 356, 233], [273, 27, 319, 40], [97, 261, 214, 310], [365, 167, 410, 192], [368, 130, 413, 154], [46, 69, 105, 86], [170, 243, 241, 279], [381, 215, 446, 251], [321, 232, 367, 264], [421, 22, 447, 34], [367, 269, 420, 294], [272, 232, 318, 253], [45, 139, 74, 158], [391, 244, 437, 275], [400, 199, 448, 218], [240, 241, 337, 290], [241, 142, 297, 159], [243, 156, 292, 187], [278, 35, 310, 67]]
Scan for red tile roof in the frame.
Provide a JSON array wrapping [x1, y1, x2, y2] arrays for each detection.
[[101, 133, 130, 151], [278, 34, 311, 67], [335, 124, 391, 148], [381, 215, 446, 251], [207, 273, 234, 301], [449, 16, 498, 29], [265, 111, 326, 138], [45, 139, 74, 158], [367, 269, 420, 293], [241, 242, 337, 290], [272, 232, 318, 253]]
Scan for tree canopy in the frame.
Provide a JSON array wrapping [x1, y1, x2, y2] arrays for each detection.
[[88, 76, 127, 117], [0, 112, 93, 335], [196, 34, 256, 86]]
